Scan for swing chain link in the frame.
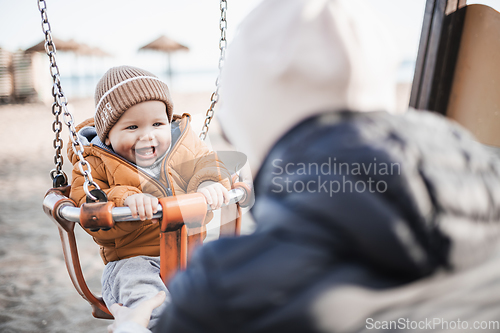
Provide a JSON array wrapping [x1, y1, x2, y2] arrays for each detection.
[[200, 0, 227, 141], [37, 0, 100, 200]]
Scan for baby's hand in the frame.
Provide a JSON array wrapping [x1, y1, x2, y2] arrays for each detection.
[[197, 182, 230, 210], [124, 193, 159, 221]]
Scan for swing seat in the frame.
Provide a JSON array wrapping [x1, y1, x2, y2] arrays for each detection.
[[43, 182, 252, 319], [36, 0, 236, 321]]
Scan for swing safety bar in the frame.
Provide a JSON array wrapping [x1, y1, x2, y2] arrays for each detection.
[[56, 188, 247, 223], [42, 182, 252, 319]]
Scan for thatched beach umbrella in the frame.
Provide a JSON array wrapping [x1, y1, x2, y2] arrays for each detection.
[[25, 39, 111, 98], [139, 35, 189, 81], [76, 43, 111, 57], [25, 37, 81, 53]]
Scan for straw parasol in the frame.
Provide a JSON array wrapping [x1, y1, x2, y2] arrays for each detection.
[[76, 43, 111, 57], [139, 35, 189, 81], [25, 37, 81, 53], [88, 47, 111, 58], [25, 38, 111, 58]]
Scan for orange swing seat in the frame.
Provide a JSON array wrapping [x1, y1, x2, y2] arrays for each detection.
[[43, 181, 252, 319]]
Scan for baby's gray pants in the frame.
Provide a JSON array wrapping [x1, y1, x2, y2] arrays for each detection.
[[102, 256, 170, 330]]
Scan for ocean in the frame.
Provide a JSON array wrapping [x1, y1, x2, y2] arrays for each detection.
[[58, 60, 416, 100]]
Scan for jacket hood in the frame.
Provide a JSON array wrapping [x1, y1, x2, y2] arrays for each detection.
[[217, 0, 400, 175]]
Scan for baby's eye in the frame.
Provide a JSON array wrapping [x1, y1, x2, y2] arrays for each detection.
[[153, 122, 164, 127], [126, 125, 138, 130]]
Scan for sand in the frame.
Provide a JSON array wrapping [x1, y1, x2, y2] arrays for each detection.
[[0, 92, 253, 333]]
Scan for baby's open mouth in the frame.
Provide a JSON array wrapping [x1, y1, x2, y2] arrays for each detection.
[[134, 146, 156, 158]]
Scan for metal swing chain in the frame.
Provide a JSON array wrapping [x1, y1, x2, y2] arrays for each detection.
[[37, 0, 101, 200], [200, 0, 227, 141]]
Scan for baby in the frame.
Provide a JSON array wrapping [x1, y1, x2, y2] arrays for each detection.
[[68, 66, 231, 328]]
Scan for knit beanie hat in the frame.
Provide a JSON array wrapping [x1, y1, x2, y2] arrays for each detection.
[[94, 66, 173, 142]]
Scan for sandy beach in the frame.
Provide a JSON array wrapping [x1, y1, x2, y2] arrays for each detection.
[[0, 91, 255, 333]]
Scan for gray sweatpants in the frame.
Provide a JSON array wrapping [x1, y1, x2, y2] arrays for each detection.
[[102, 256, 170, 330]]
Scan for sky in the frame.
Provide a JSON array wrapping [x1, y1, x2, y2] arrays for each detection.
[[1, 0, 500, 91], [1, 0, 265, 73]]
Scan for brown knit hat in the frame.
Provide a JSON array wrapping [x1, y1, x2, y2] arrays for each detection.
[[94, 66, 173, 142]]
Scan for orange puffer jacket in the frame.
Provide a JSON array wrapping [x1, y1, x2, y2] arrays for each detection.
[[68, 113, 232, 264]]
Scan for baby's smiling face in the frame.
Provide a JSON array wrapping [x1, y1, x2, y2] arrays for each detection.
[[105, 100, 171, 167]]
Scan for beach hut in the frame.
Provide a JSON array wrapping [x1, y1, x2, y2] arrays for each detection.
[[0, 48, 13, 103], [139, 35, 189, 82], [12, 50, 38, 102]]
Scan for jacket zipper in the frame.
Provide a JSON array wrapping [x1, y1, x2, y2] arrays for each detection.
[[162, 115, 191, 196], [94, 147, 170, 197]]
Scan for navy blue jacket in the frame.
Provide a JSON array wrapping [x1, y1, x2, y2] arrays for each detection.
[[156, 110, 500, 332]]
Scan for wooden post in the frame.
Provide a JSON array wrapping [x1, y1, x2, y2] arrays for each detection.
[[410, 0, 467, 114]]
